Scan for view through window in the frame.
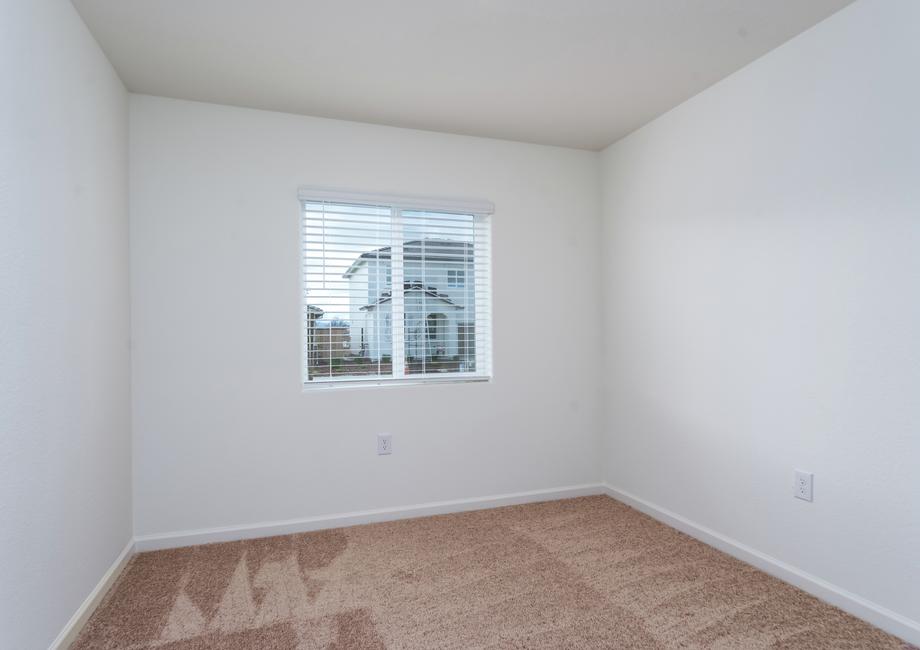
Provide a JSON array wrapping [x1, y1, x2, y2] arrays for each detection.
[[302, 192, 492, 386]]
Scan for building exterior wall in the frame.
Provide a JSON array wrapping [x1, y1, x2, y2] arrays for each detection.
[[351, 254, 476, 364], [347, 265, 370, 355]]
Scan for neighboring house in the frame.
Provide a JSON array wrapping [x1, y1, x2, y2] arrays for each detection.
[[305, 306, 351, 367], [312, 320, 352, 363], [343, 239, 476, 366], [304, 304, 324, 369]]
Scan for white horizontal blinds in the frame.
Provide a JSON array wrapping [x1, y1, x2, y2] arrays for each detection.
[[302, 192, 492, 386], [303, 201, 394, 382], [400, 210, 490, 377]]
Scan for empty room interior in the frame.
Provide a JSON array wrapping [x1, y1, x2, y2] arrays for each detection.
[[3, 0, 919, 648]]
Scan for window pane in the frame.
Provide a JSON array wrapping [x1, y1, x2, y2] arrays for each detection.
[[303, 202, 394, 382], [400, 210, 482, 376]]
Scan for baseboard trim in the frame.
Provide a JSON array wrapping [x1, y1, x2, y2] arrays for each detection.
[[48, 538, 135, 650], [134, 483, 606, 552], [603, 484, 920, 646]]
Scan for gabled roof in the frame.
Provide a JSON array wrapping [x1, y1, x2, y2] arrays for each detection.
[[361, 281, 464, 311], [343, 239, 473, 278]]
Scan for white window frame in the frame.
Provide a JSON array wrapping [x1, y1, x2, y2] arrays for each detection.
[[300, 187, 494, 390]]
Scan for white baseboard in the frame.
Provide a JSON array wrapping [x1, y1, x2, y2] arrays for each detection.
[[134, 483, 606, 552], [603, 484, 920, 647], [48, 538, 135, 650]]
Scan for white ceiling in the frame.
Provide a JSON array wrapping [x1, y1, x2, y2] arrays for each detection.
[[73, 0, 854, 150]]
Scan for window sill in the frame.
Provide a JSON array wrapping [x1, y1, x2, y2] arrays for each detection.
[[302, 374, 491, 392]]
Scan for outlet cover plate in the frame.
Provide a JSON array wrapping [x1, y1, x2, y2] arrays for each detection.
[[794, 470, 813, 501], [377, 433, 392, 455]]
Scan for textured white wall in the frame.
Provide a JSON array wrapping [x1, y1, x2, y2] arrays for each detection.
[[129, 95, 603, 537], [0, 1, 131, 648], [600, 0, 919, 627]]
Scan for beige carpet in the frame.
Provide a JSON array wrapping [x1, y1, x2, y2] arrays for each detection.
[[73, 496, 910, 649]]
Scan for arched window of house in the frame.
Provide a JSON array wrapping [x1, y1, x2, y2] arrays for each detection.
[[425, 312, 447, 360], [426, 313, 446, 341]]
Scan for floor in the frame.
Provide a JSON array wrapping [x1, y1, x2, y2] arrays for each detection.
[[73, 496, 909, 649]]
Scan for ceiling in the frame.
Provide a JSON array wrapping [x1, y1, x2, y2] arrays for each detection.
[[73, 0, 854, 150]]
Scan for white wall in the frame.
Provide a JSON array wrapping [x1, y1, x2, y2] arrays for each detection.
[[0, 1, 131, 647], [129, 95, 602, 537], [600, 0, 919, 629]]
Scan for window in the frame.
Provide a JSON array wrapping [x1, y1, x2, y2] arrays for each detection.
[[447, 269, 465, 288], [301, 188, 492, 387]]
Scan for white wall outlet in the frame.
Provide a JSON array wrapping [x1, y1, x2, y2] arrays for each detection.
[[377, 433, 392, 455], [794, 470, 813, 501]]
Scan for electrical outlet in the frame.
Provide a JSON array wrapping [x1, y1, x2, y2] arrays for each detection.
[[377, 433, 392, 455], [794, 470, 813, 502]]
